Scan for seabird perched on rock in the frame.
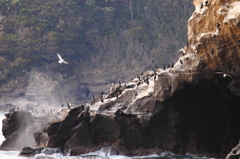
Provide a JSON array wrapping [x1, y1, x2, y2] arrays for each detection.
[[180, 59, 183, 65], [137, 74, 140, 80], [67, 103, 71, 110], [9, 109, 12, 113], [146, 76, 149, 85], [12, 108, 15, 112], [204, 1, 209, 6], [91, 96, 96, 105], [57, 53, 68, 64], [187, 42, 189, 48], [61, 104, 64, 107], [200, 2, 203, 9], [155, 63, 158, 69], [216, 22, 220, 28], [101, 92, 104, 102], [163, 65, 166, 70], [140, 72, 144, 76], [119, 81, 121, 86], [172, 63, 174, 68], [211, 49, 214, 55], [137, 81, 141, 86], [153, 70, 157, 80]]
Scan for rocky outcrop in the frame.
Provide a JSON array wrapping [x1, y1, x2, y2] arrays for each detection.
[[17, 0, 240, 158], [0, 111, 60, 150]]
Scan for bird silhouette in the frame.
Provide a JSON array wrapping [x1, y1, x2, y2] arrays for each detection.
[[57, 53, 68, 64]]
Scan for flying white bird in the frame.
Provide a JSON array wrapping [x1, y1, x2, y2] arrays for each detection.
[[57, 53, 68, 64], [216, 72, 233, 78]]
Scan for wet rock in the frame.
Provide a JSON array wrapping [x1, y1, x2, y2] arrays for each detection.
[[34, 131, 49, 147], [0, 111, 60, 150], [19, 146, 44, 157]]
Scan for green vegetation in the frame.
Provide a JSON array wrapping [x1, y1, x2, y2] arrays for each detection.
[[0, 0, 194, 84]]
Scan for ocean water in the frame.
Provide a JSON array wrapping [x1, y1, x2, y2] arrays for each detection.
[[0, 112, 209, 159]]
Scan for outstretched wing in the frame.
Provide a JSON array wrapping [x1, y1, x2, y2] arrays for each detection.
[[62, 60, 68, 64], [216, 72, 224, 75], [57, 53, 63, 60]]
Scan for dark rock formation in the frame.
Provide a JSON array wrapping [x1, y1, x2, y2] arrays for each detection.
[[0, 111, 60, 150], [19, 147, 44, 157]]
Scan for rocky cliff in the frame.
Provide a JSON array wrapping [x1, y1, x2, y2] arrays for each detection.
[[0, 110, 62, 150], [10, 0, 240, 158]]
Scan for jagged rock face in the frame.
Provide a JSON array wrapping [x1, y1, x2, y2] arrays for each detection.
[[1, 111, 60, 150]]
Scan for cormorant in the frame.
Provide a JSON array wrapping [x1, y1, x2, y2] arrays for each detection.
[[101, 92, 104, 102], [153, 70, 157, 80], [211, 49, 214, 55], [137, 74, 140, 80], [91, 96, 96, 105], [116, 93, 119, 99], [187, 42, 189, 47], [163, 64, 166, 70], [155, 63, 158, 69], [61, 104, 64, 107], [12, 108, 15, 112], [180, 59, 183, 65], [137, 81, 141, 86], [204, 1, 209, 6], [200, 2, 203, 9], [119, 81, 121, 86], [144, 76, 149, 85], [216, 22, 220, 28], [146, 77, 149, 85], [172, 63, 174, 68], [140, 72, 144, 76], [67, 103, 71, 110]]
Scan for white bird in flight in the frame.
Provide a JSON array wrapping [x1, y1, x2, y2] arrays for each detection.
[[57, 53, 68, 64], [216, 72, 233, 78]]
